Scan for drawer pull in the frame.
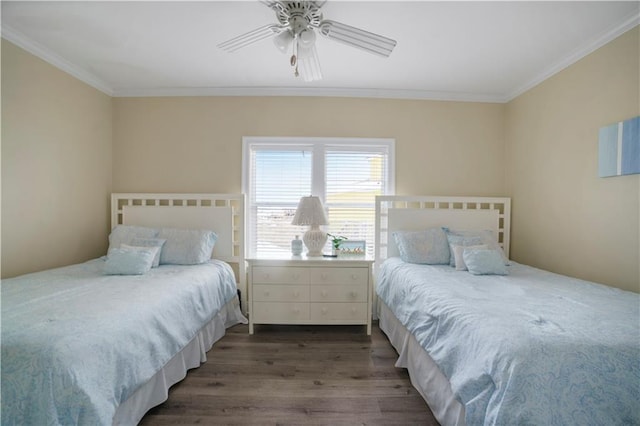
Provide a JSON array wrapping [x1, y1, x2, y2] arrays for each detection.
[[351, 307, 357, 314], [264, 291, 270, 297], [321, 307, 328, 314], [293, 307, 300, 314], [321, 290, 328, 297], [293, 290, 300, 297], [263, 273, 270, 280], [351, 274, 358, 280], [292, 273, 300, 280], [320, 273, 328, 280], [350, 291, 357, 298]]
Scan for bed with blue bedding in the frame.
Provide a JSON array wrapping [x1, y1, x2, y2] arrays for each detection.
[[2, 193, 249, 425], [374, 195, 640, 425], [377, 257, 640, 425], [1, 257, 246, 425]]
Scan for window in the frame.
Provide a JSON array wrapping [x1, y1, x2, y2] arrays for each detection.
[[243, 137, 395, 257]]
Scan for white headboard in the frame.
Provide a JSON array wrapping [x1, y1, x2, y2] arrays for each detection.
[[111, 193, 246, 310], [375, 195, 511, 269]]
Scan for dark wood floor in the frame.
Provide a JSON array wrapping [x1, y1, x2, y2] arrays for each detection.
[[140, 321, 440, 425]]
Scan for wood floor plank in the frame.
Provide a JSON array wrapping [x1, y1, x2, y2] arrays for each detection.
[[139, 322, 440, 425]]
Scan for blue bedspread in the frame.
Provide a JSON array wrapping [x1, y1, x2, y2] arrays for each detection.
[[1, 258, 240, 425], [377, 258, 640, 425]]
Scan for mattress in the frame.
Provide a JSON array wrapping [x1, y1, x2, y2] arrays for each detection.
[[1, 258, 246, 425], [376, 257, 640, 425]]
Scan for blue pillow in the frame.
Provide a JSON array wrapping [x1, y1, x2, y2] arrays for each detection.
[[463, 248, 509, 276], [104, 247, 157, 275], [393, 228, 450, 264]]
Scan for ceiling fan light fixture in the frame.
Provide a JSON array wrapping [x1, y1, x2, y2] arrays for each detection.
[[298, 28, 316, 48], [273, 30, 293, 53]]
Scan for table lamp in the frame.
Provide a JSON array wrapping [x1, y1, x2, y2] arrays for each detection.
[[291, 196, 329, 256]]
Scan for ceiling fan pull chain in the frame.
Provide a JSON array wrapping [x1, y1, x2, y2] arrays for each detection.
[[291, 36, 299, 77]]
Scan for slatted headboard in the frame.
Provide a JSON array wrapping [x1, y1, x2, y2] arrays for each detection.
[[375, 195, 511, 270], [111, 193, 246, 311]]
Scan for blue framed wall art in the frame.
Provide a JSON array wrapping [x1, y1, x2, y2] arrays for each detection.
[[598, 116, 640, 177]]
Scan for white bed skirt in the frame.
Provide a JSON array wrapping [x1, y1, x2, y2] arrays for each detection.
[[378, 300, 466, 426], [113, 297, 247, 425]]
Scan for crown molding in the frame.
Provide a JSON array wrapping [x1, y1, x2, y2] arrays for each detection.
[[2, 25, 114, 96], [111, 86, 505, 103], [506, 12, 640, 102]]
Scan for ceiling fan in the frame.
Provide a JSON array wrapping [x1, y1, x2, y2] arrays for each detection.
[[217, 1, 397, 82]]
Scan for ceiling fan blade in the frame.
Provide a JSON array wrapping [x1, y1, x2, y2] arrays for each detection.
[[318, 20, 396, 57], [297, 44, 322, 82], [218, 24, 284, 53], [259, 0, 285, 15]]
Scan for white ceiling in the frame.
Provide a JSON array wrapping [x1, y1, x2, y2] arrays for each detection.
[[2, 1, 638, 102]]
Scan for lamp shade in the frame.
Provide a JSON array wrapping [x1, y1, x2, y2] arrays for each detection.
[[291, 196, 328, 226], [273, 30, 293, 53]]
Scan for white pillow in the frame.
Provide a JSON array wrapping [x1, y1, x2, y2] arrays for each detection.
[[393, 228, 450, 264], [121, 242, 164, 268], [104, 247, 157, 275], [444, 228, 509, 265], [451, 243, 488, 271], [157, 228, 218, 265], [127, 238, 166, 268], [463, 248, 509, 276], [108, 225, 159, 253]]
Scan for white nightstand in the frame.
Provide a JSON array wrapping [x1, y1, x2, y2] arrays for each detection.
[[247, 256, 373, 335]]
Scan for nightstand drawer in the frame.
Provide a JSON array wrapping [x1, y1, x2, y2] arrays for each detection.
[[253, 284, 309, 302], [310, 285, 367, 302], [310, 303, 368, 322], [252, 266, 309, 284], [310, 267, 368, 285], [252, 302, 309, 323]]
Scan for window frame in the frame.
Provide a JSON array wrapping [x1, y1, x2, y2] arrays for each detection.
[[242, 136, 395, 258]]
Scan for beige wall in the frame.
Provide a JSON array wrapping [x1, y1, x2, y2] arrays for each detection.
[[4, 26, 638, 293], [1, 39, 113, 278], [505, 27, 640, 292], [112, 97, 505, 197]]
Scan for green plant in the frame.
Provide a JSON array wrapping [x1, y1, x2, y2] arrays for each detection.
[[327, 233, 348, 249]]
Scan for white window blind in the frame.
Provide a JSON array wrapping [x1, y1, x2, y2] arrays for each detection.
[[243, 138, 395, 258]]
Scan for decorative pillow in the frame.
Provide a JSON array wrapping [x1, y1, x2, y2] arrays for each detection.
[[104, 247, 157, 275], [451, 243, 488, 271], [108, 225, 159, 253], [445, 233, 484, 267], [463, 248, 509, 276], [444, 228, 509, 266], [393, 228, 450, 264], [158, 228, 218, 265], [127, 238, 166, 268]]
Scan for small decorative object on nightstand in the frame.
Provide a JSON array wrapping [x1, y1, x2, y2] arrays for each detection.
[[291, 196, 328, 256], [339, 240, 366, 257], [327, 233, 348, 257], [291, 235, 303, 255]]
